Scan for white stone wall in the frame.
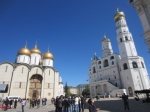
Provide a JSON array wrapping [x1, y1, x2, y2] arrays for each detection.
[[42, 59, 53, 67], [10, 65, 29, 98], [0, 63, 13, 98], [30, 53, 41, 65]]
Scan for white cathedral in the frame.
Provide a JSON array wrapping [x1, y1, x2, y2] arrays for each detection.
[[89, 9, 150, 97], [0, 44, 64, 99]]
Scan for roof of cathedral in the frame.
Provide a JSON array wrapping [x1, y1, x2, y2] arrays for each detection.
[[43, 51, 54, 60], [17, 47, 31, 56], [114, 9, 125, 22]]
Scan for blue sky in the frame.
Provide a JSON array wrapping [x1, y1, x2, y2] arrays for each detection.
[[0, 0, 149, 86]]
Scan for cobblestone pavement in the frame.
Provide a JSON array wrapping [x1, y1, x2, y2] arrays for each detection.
[[0, 97, 150, 112]]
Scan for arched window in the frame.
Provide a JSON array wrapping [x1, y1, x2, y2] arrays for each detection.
[[104, 59, 109, 67], [123, 63, 128, 70], [93, 67, 96, 73], [98, 61, 101, 64], [120, 38, 122, 42], [125, 36, 128, 41], [110, 56, 114, 60], [132, 61, 138, 68], [112, 61, 114, 65], [141, 62, 144, 68]]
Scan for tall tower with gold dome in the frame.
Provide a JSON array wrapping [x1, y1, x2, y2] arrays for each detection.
[[30, 44, 42, 65], [17, 45, 31, 64], [42, 50, 54, 67], [114, 9, 150, 94], [101, 35, 113, 57]]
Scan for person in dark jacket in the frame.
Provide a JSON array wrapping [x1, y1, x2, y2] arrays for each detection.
[[122, 93, 130, 111], [57, 95, 63, 112], [14, 99, 17, 109], [88, 98, 99, 112], [81, 95, 86, 112], [4, 97, 9, 111], [9, 99, 13, 109]]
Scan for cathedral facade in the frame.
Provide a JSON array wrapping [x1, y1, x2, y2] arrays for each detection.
[[89, 9, 150, 97], [0, 45, 64, 99]]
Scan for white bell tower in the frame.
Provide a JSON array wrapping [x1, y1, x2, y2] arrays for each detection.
[[114, 9, 150, 95], [115, 9, 137, 59]]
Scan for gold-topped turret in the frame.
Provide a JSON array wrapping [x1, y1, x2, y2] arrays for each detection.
[[114, 8, 125, 22], [17, 47, 31, 56], [101, 34, 110, 42], [43, 51, 54, 60]]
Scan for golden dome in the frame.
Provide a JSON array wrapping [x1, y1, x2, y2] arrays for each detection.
[[114, 12, 125, 22], [43, 51, 54, 60], [30, 48, 41, 55], [17, 48, 31, 56], [102, 38, 110, 42]]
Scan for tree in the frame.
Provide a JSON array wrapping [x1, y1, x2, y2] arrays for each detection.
[[82, 85, 90, 96], [64, 82, 71, 97]]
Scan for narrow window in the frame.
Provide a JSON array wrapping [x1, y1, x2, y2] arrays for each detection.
[[22, 67, 24, 73], [109, 78, 110, 81], [98, 61, 101, 64], [120, 38, 122, 42], [115, 83, 118, 87], [5, 66, 8, 72], [93, 67, 96, 73], [99, 66, 101, 69], [114, 76, 116, 79], [19, 82, 22, 88], [112, 61, 114, 65], [123, 63, 128, 70], [125, 36, 128, 41], [141, 62, 145, 68], [104, 59, 109, 67], [48, 83, 50, 88], [49, 70, 50, 75], [23, 56, 25, 62], [36, 69, 38, 74]]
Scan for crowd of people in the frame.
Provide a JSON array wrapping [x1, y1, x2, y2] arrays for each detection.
[[0, 93, 130, 112], [54, 95, 87, 112]]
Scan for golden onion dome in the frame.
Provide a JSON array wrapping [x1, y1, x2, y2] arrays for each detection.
[[30, 47, 41, 55], [101, 38, 110, 42], [114, 11, 125, 22], [43, 51, 54, 60], [17, 47, 31, 56]]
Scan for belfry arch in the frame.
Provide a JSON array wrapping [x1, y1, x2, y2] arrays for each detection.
[[28, 74, 43, 99]]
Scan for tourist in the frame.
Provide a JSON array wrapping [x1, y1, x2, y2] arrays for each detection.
[[37, 99, 40, 108], [57, 95, 63, 112], [55, 96, 59, 112], [14, 99, 17, 109], [68, 96, 73, 112], [32, 99, 35, 108], [63, 96, 69, 112], [21, 98, 26, 112], [74, 96, 79, 112], [122, 93, 130, 111], [88, 98, 99, 112], [4, 97, 9, 111], [9, 99, 13, 109], [81, 95, 86, 112]]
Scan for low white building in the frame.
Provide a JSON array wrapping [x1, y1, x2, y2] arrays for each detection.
[[89, 9, 150, 97], [0, 44, 64, 99]]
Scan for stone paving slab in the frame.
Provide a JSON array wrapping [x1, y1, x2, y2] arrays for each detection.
[[0, 97, 150, 112]]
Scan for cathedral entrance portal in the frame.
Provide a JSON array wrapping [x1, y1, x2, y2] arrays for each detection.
[[28, 75, 43, 99]]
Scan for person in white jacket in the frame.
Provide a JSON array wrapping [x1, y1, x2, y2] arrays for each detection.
[[21, 99, 26, 112]]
